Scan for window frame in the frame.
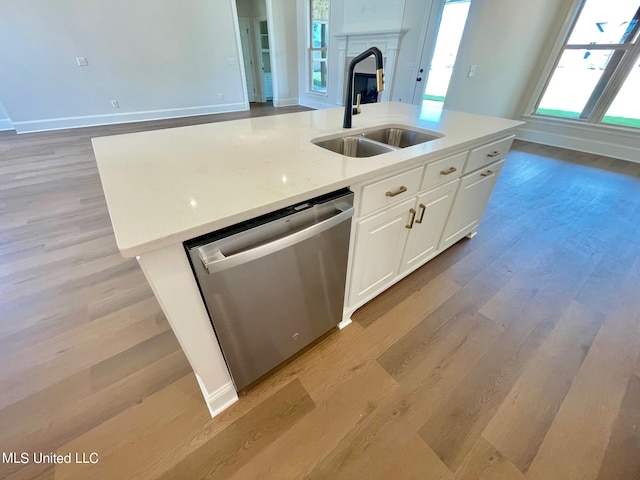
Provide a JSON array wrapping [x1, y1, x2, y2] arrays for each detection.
[[308, 0, 329, 95], [527, 0, 640, 129]]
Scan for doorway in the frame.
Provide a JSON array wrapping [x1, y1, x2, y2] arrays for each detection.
[[238, 17, 257, 102], [412, 0, 472, 107], [254, 18, 273, 102], [235, 0, 274, 105]]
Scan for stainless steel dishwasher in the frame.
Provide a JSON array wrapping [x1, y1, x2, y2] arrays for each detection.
[[185, 188, 354, 391]]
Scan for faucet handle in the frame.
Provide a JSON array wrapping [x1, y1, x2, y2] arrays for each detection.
[[353, 93, 362, 115]]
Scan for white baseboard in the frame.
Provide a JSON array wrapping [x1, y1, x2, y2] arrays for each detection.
[[337, 317, 352, 330], [518, 115, 640, 164], [274, 97, 300, 107], [12, 103, 248, 134], [0, 118, 14, 131], [298, 96, 336, 110], [195, 373, 238, 418]]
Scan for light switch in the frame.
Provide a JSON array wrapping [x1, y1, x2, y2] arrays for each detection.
[[76, 57, 88, 67], [468, 64, 477, 77]]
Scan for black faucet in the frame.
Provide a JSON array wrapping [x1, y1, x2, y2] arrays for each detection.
[[343, 47, 385, 128]]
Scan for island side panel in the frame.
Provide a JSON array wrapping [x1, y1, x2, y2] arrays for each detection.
[[136, 243, 238, 417]]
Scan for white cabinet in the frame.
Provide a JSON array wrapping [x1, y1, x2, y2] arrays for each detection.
[[348, 198, 415, 305], [345, 136, 514, 313], [348, 167, 461, 306], [359, 166, 423, 217], [464, 136, 513, 173], [400, 179, 459, 274], [439, 159, 505, 250], [421, 151, 467, 191]]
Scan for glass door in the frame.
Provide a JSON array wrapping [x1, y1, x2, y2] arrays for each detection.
[[412, 0, 472, 107]]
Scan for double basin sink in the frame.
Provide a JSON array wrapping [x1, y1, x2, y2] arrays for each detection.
[[312, 125, 443, 158]]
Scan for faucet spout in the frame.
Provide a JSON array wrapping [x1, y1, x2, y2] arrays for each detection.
[[343, 47, 384, 128]]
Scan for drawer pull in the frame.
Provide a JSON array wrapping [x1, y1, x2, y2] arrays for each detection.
[[386, 186, 407, 197], [486, 151, 500, 158], [415, 203, 426, 224], [406, 208, 416, 229], [440, 166, 457, 175], [480, 170, 494, 177]]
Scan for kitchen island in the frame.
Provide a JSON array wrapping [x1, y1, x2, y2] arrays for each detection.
[[92, 102, 523, 416]]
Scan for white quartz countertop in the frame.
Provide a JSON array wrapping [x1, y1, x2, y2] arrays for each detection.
[[92, 102, 523, 257]]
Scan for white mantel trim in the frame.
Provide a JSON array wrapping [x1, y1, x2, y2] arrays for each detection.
[[334, 29, 408, 41], [334, 29, 406, 106]]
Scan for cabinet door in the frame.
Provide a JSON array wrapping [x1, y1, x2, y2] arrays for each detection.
[[348, 198, 415, 306], [439, 159, 505, 250], [400, 179, 459, 274]]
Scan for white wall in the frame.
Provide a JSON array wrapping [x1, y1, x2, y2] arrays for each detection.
[[443, 0, 572, 119], [0, 0, 247, 133], [342, 0, 405, 33], [236, 0, 263, 17], [268, 0, 299, 106]]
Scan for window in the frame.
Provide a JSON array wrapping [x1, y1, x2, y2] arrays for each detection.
[[534, 1, 640, 128], [309, 0, 329, 93]]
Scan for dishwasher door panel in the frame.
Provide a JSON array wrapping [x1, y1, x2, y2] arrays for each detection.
[[189, 212, 351, 391]]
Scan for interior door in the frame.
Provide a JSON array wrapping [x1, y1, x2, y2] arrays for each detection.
[[238, 17, 256, 102]]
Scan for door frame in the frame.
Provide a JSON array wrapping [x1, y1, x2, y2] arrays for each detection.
[[411, 0, 447, 105], [233, 0, 279, 106]]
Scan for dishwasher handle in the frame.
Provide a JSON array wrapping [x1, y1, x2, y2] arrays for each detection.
[[198, 206, 354, 274]]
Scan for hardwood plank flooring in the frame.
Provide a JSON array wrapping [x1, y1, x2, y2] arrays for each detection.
[[483, 301, 605, 472], [1, 106, 640, 479]]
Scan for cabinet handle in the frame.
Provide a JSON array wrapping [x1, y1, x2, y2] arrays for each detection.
[[440, 166, 457, 175], [406, 208, 416, 229], [486, 151, 500, 158], [415, 203, 426, 224], [480, 170, 494, 177], [386, 186, 407, 197]]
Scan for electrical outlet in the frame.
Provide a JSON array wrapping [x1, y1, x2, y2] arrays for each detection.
[[227, 57, 235, 66], [218, 93, 224, 101], [111, 100, 119, 108], [76, 57, 88, 67]]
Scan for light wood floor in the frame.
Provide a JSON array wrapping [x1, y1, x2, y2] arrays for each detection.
[[1, 105, 639, 480]]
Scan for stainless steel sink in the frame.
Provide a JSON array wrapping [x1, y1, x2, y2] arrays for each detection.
[[313, 136, 397, 157], [312, 125, 444, 158], [361, 127, 442, 148]]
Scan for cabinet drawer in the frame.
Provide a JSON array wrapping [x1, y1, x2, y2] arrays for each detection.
[[421, 151, 467, 191], [359, 166, 423, 217], [464, 135, 514, 173]]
